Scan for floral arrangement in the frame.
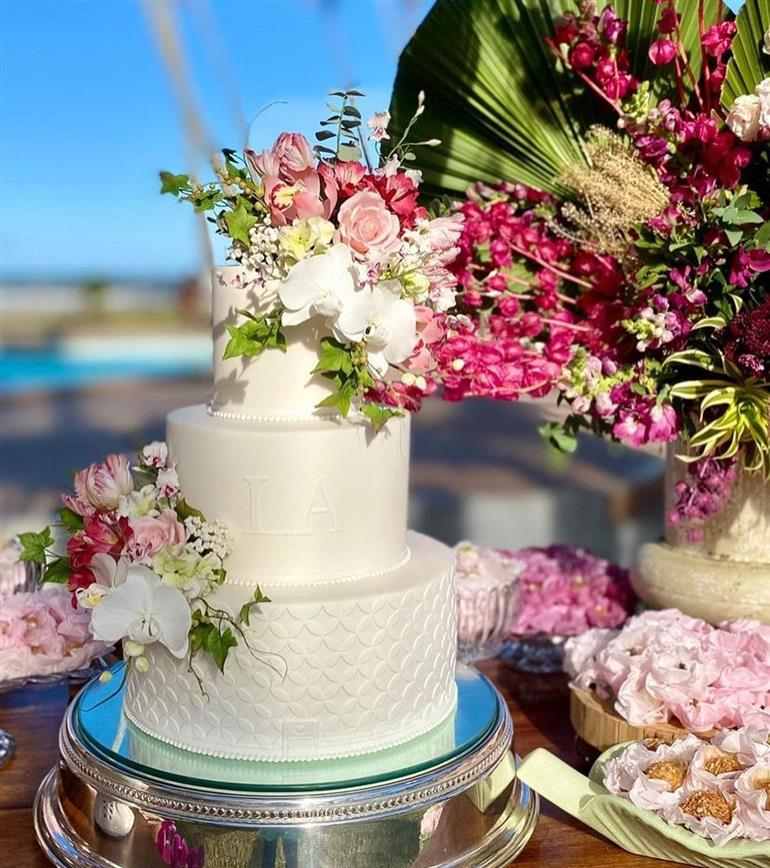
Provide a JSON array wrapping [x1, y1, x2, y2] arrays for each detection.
[[18, 443, 269, 684], [411, 1, 770, 534], [454, 541, 634, 646], [566, 609, 770, 732], [0, 586, 107, 683], [508, 544, 635, 636], [604, 728, 770, 845], [161, 90, 464, 426]]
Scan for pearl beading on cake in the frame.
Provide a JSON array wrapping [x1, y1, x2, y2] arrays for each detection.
[[207, 403, 341, 424]]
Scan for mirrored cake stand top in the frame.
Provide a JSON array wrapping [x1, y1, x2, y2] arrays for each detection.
[[36, 665, 540, 867]]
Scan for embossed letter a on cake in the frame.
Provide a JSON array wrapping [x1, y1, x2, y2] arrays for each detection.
[[244, 475, 337, 536]]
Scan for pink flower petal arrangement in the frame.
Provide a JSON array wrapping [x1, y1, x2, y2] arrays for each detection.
[[510, 544, 636, 636], [0, 586, 107, 683], [454, 542, 635, 661], [566, 610, 770, 732], [604, 728, 770, 845]]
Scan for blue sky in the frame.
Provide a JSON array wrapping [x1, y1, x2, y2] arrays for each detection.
[[0, 0, 433, 280]]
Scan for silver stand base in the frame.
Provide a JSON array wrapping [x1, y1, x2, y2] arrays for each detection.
[[35, 670, 538, 867]]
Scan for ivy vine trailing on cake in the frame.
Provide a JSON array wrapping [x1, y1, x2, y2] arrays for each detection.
[[161, 89, 464, 427], [18, 444, 271, 688], [389, 0, 770, 539]]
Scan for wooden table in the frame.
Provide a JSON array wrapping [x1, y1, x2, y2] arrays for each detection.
[[0, 661, 678, 868]]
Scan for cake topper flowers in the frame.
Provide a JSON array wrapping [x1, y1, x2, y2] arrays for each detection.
[[18, 443, 271, 687], [160, 90, 463, 426]]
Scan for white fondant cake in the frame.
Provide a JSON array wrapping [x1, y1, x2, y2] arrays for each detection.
[[123, 267, 458, 761]]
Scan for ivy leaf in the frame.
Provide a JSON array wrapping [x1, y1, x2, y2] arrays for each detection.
[[224, 202, 259, 246], [538, 422, 577, 454], [361, 403, 401, 432], [58, 507, 84, 533], [18, 528, 53, 564], [223, 316, 286, 360], [205, 627, 238, 673], [317, 383, 355, 417], [238, 586, 271, 626], [159, 171, 190, 196], [176, 498, 205, 522], [190, 622, 213, 655], [43, 557, 71, 585], [313, 338, 353, 375]]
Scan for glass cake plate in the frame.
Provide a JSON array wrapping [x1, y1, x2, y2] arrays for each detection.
[[75, 663, 498, 792], [36, 664, 540, 867]]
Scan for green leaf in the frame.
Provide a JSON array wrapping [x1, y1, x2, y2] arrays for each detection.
[[223, 315, 286, 360], [756, 221, 770, 249], [361, 403, 401, 432], [224, 202, 259, 246], [43, 557, 71, 585], [205, 627, 238, 673], [315, 130, 336, 141], [313, 338, 354, 375], [538, 421, 578, 454], [238, 586, 271, 626], [58, 507, 84, 532], [18, 528, 53, 564], [176, 498, 205, 522], [691, 316, 727, 331], [159, 171, 190, 196], [725, 228, 744, 247], [389, 0, 720, 197]]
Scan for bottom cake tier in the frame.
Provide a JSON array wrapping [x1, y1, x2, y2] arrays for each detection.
[[124, 532, 457, 761]]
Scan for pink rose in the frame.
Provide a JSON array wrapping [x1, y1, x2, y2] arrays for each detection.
[[128, 509, 186, 561], [336, 190, 401, 260], [65, 454, 133, 514]]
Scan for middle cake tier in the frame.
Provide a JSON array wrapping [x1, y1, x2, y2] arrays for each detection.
[[168, 405, 411, 585]]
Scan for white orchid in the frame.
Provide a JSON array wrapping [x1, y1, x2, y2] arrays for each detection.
[[364, 280, 418, 377], [90, 565, 191, 659], [279, 244, 369, 336]]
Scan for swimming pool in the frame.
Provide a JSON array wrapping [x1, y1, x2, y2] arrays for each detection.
[[0, 338, 211, 395]]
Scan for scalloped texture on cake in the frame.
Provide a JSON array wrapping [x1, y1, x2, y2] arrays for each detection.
[[124, 532, 457, 761]]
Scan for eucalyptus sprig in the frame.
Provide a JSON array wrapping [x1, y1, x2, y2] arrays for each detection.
[[314, 89, 366, 164]]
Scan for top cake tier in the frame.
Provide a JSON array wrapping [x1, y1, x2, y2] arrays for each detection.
[[211, 266, 337, 419]]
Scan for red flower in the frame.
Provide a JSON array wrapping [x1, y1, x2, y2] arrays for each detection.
[[569, 41, 597, 71], [66, 516, 133, 591]]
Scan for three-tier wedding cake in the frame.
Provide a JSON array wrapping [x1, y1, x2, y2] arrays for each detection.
[[123, 268, 458, 761]]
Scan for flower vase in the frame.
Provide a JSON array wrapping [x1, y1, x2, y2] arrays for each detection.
[[634, 444, 770, 623]]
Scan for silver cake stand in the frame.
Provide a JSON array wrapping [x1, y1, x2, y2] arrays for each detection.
[[35, 665, 538, 867]]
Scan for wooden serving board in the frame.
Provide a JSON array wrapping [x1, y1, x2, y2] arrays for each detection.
[[569, 687, 710, 752]]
